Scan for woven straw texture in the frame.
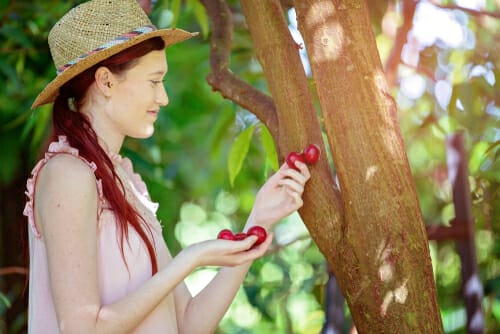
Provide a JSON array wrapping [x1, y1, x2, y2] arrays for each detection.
[[49, 0, 152, 69], [33, 0, 196, 108]]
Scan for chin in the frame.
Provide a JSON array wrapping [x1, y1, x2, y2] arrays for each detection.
[[130, 129, 155, 139]]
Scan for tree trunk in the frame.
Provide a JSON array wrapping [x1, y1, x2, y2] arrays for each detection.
[[239, 0, 345, 255], [239, 0, 443, 332]]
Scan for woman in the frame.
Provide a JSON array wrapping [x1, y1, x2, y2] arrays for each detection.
[[24, 0, 310, 333]]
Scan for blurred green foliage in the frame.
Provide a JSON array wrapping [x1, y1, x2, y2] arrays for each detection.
[[0, 0, 498, 333]]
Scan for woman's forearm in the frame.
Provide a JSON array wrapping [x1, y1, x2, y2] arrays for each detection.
[[178, 263, 253, 334], [93, 250, 197, 333], [177, 213, 263, 334]]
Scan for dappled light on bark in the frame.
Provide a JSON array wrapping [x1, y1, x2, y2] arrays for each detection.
[[376, 238, 409, 317], [365, 165, 378, 182], [380, 278, 409, 317]]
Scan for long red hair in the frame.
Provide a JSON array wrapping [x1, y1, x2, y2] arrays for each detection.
[[51, 37, 166, 275]]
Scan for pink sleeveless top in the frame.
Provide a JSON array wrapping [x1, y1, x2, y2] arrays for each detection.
[[23, 136, 178, 333]]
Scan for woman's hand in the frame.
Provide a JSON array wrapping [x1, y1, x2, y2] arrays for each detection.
[[184, 232, 274, 268], [249, 160, 311, 229]]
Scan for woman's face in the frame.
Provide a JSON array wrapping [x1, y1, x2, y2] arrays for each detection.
[[106, 49, 169, 139]]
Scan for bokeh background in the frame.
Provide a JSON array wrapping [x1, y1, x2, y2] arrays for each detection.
[[1, 0, 498, 333]]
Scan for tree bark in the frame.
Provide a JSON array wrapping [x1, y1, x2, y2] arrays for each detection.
[[239, 0, 344, 254], [293, 0, 443, 332], [203, 0, 443, 331]]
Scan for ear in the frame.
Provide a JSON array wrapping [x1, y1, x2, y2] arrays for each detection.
[[94, 67, 115, 97]]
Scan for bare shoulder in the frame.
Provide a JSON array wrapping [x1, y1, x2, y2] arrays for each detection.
[[38, 153, 98, 190], [35, 154, 100, 235]]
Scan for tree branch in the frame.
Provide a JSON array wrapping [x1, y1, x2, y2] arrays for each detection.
[[199, 0, 278, 135], [137, 0, 152, 14], [429, 0, 500, 19], [385, 0, 417, 88]]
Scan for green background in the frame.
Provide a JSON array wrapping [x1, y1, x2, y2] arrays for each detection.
[[0, 0, 498, 333]]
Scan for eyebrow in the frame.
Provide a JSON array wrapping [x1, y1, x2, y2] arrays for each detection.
[[149, 70, 167, 76]]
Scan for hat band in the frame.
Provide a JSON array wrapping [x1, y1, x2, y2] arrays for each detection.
[[56, 25, 156, 75]]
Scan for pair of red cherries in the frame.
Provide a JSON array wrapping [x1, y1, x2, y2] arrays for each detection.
[[285, 144, 321, 170], [217, 226, 267, 245]]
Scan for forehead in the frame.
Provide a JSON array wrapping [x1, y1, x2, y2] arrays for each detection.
[[129, 50, 168, 75]]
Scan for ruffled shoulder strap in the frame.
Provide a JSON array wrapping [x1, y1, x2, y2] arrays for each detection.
[[110, 154, 159, 214], [23, 136, 105, 238]]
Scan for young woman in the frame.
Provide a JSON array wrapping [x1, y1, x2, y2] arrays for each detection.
[[24, 0, 311, 333]]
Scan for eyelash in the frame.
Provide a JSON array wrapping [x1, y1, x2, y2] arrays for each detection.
[[150, 80, 165, 85]]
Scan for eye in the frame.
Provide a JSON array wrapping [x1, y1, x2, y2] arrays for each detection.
[[150, 80, 163, 85]]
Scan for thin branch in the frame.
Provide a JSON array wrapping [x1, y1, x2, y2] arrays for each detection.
[[137, 0, 152, 14], [199, 0, 278, 132], [429, 0, 500, 19], [385, 0, 499, 87], [385, 0, 417, 88]]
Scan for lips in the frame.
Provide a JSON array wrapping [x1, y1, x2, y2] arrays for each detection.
[[148, 110, 159, 118]]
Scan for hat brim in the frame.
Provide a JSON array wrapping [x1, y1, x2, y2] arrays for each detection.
[[32, 28, 197, 109]]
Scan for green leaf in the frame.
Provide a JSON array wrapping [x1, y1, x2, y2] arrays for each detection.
[[0, 292, 11, 308], [469, 141, 489, 175], [228, 124, 256, 187], [31, 105, 51, 149], [207, 107, 235, 155], [260, 124, 279, 171], [191, 0, 209, 38], [170, 0, 181, 27]]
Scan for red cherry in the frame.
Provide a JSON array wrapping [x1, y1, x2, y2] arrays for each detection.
[[247, 226, 267, 245], [217, 229, 235, 241], [303, 144, 321, 165], [286, 152, 306, 171], [234, 232, 248, 241]]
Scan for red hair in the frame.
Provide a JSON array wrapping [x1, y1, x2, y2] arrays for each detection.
[[51, 37, 166, 275]]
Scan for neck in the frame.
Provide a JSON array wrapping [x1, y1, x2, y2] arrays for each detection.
[[80, 102, 124, 157]]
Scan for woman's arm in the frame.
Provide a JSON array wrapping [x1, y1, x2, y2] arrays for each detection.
[[174, 161, 311, 334], [37, 154, 266, 334]]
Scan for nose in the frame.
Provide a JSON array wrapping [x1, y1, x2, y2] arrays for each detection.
[[156, 85, 169, 107]]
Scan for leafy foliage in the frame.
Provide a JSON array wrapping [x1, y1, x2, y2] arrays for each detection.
[[0, 0, 498, 333]]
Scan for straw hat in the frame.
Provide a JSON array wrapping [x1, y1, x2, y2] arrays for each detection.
[[32, 0, 197, 108]]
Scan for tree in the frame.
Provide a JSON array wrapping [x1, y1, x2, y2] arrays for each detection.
[[1, 0, 499, 332], [200, 0, 443, 331]]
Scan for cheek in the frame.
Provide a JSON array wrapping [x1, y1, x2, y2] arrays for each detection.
[[116, 86, 149, 110], [121, 85, 141, 100]]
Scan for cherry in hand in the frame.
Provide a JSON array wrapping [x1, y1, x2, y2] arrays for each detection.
[[216, 226, 267, 246], [303, 144, 321, 165], [234, 232, 248, 241], [247, 226, 267, 245], [286, 144, 321, 170], [286, 152, 306, 171], [217, 229, 236, 241]]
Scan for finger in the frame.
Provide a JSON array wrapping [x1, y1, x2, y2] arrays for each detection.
[[218, 235, 258, 253], [294, 161, 311, 180], [242, 232, 274, 257], [231, 233, 275, 265], [234, 235, 259, 251], [280, 168, 308, 185], [265, 163, 290, 187], [284, 188, 304, 208], [278, 178, 305, 194]]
